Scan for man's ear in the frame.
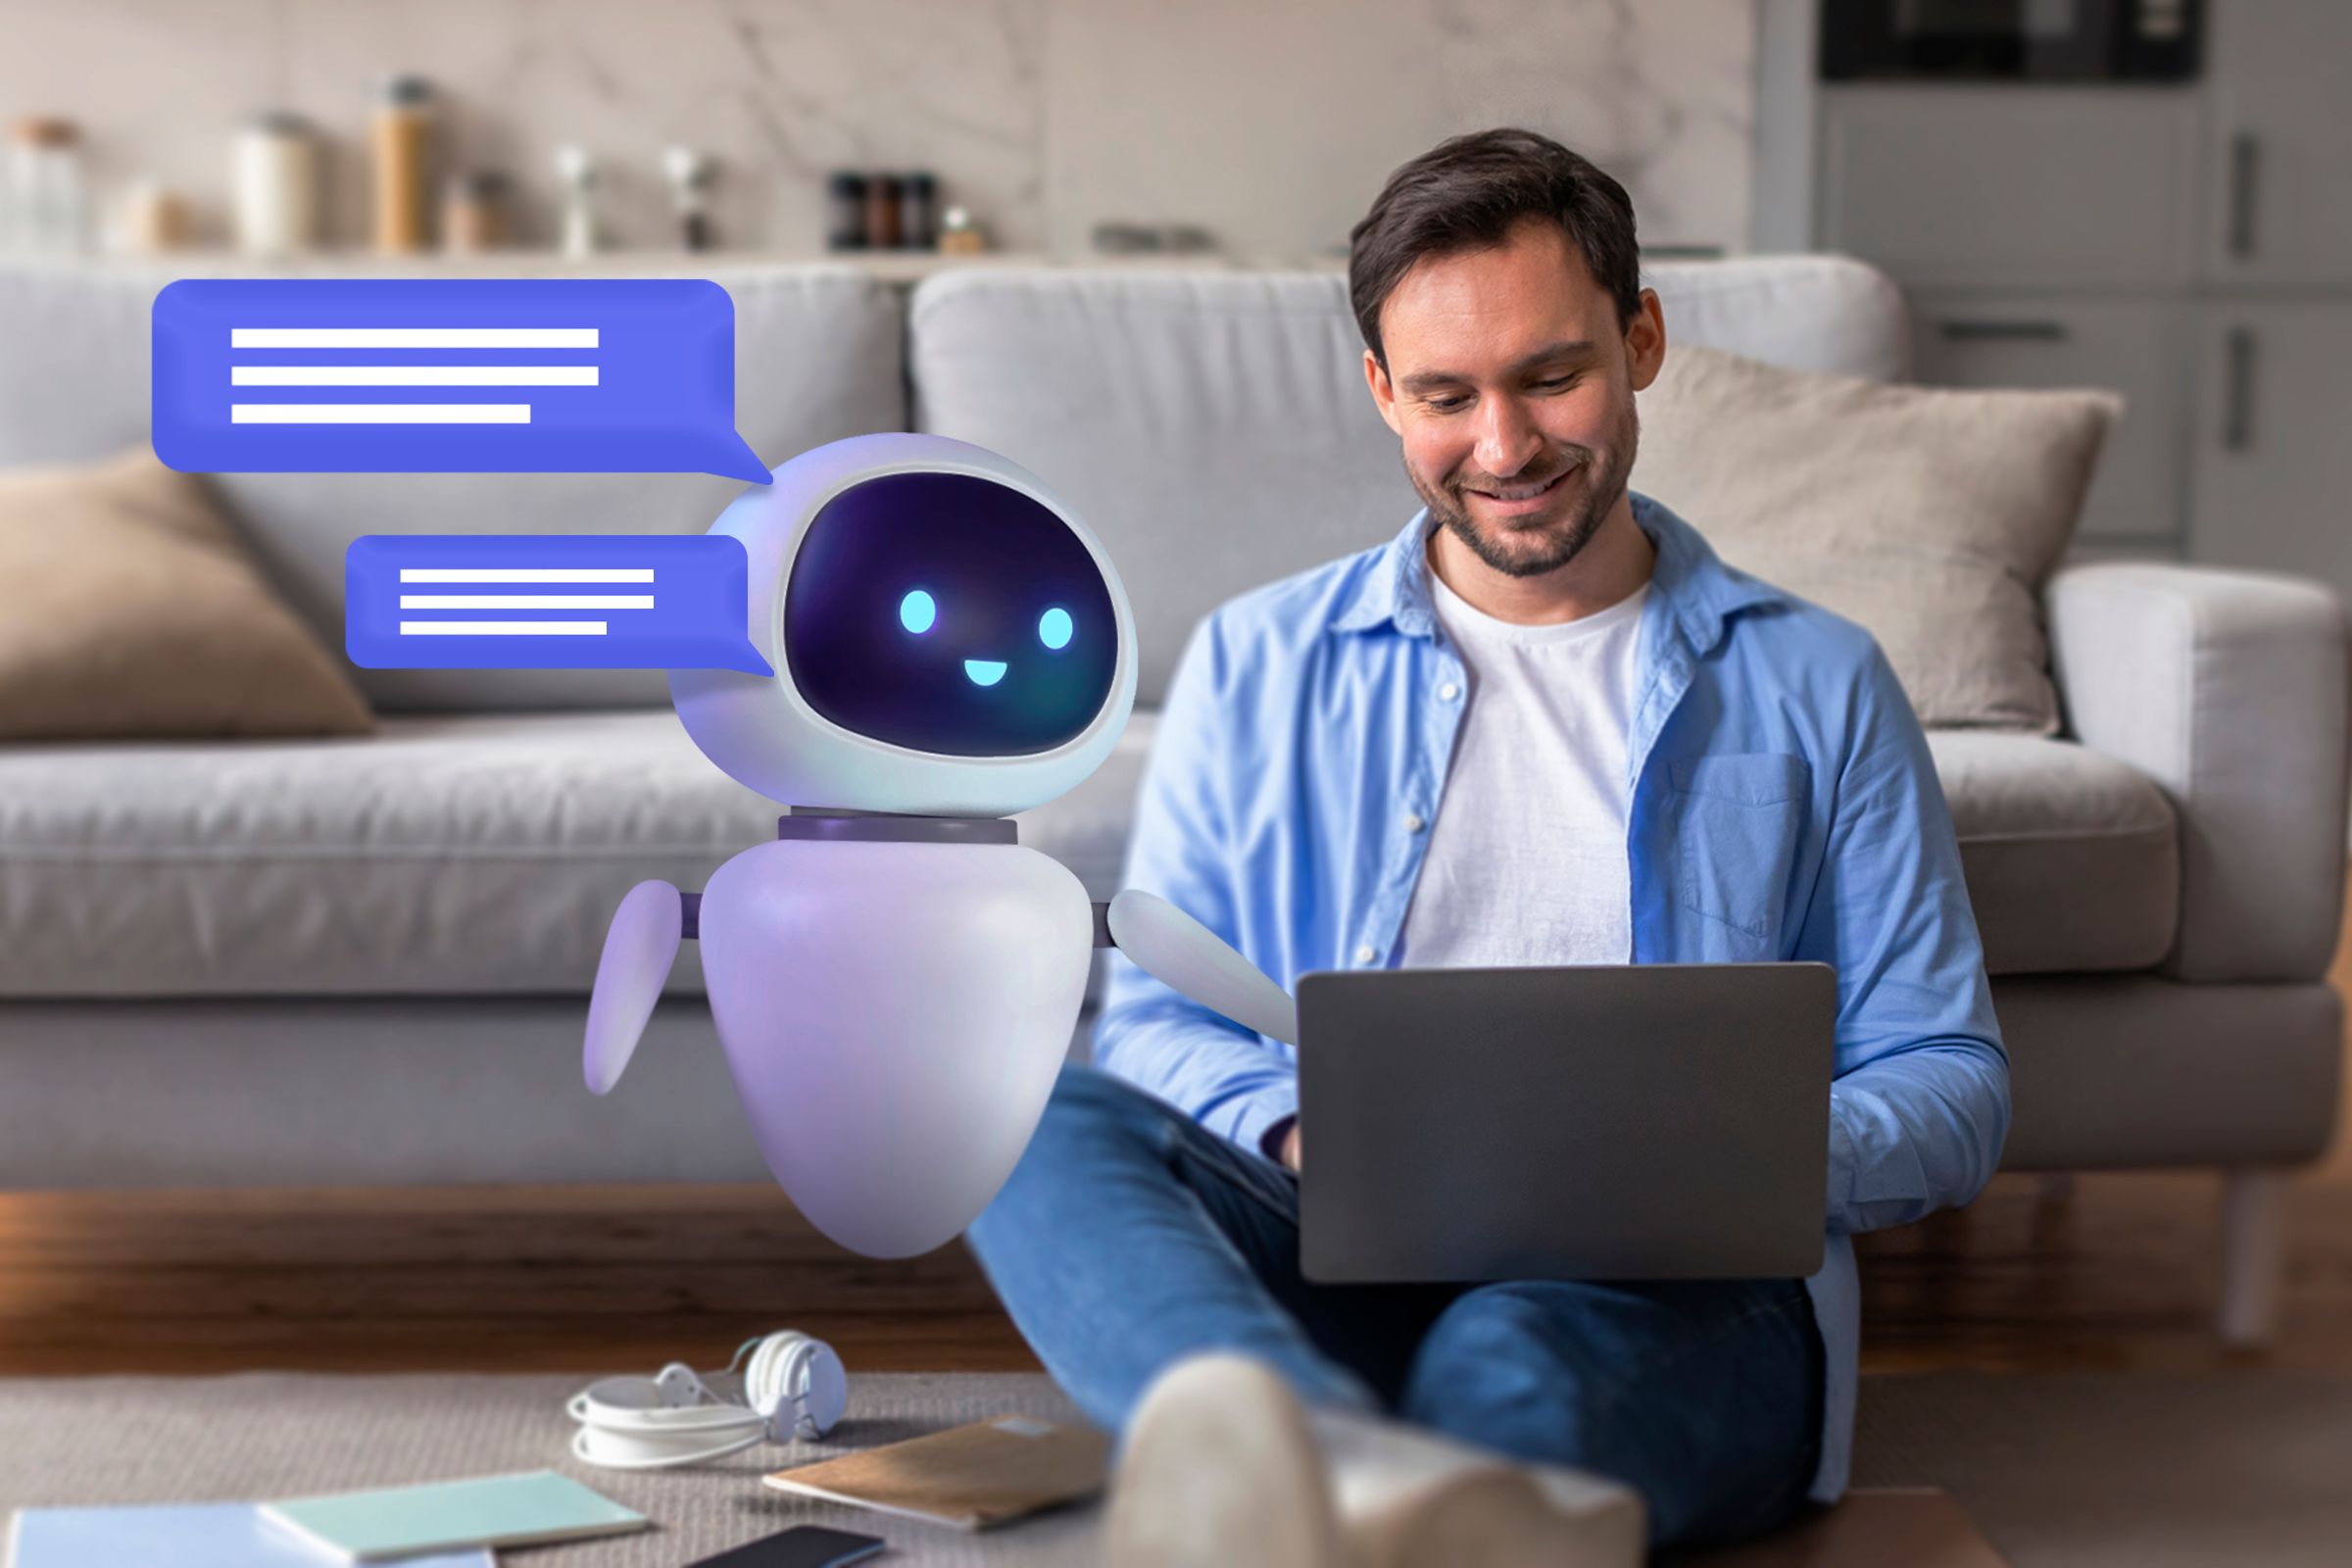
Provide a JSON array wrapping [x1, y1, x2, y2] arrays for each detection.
[[1625, 288, 1668, 394], [1364, 348, 1404, 437]]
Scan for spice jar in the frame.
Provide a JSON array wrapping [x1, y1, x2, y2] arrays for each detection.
[[863, 172, 902, 250], [825, 172, 868, 250], [898, 171, 938, 251]]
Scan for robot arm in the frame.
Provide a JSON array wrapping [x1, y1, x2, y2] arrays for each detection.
[[1099, 888, 1298, 1046], [584, 879, 693, 1095]]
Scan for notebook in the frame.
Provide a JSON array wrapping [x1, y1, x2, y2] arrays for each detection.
[[7, 1500, 492, 1568], [761, 1414, 1111, 1532], [259, 1469, 647, 1561]]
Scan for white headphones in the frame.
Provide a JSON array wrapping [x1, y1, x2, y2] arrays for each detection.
[[565, 1330, 850, 1470]]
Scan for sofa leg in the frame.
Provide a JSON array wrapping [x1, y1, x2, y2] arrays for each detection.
[[2034, 1172, 2075, 1204], [2219, 1169, 2289, 1348]]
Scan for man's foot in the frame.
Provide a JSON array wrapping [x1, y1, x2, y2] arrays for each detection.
[[1104, 1350, 1646, 1568], [1106, 1351, 1346, 1568], [1312, 1405, 1645, 1568]]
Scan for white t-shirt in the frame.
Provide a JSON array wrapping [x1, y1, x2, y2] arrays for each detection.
[[1396, 566, 1648, 968]]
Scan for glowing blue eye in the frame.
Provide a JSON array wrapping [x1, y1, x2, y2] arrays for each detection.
[[899, 589, 937, 634], [1039, 607, 1074, 650]]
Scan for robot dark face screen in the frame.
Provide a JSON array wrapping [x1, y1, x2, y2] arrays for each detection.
[[782, 471, 1118, 758]]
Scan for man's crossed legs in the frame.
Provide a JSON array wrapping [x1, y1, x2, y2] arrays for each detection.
[[964, 1065, 1825, 1551]]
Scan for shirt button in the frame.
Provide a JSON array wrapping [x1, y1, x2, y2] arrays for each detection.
[[1353, 944, 1378, 964], [1438, 681, 1461, 702], [1402, 811, 1426, 833]]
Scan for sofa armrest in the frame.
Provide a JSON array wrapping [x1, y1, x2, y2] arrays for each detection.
[[2046, 560, 2350, 983]]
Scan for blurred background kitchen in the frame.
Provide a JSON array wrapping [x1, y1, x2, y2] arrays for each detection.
[[0, 0, 1749, 269], [5, 0, 2341, 602]]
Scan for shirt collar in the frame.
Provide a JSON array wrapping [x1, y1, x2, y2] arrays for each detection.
[[1330, 489, 1788, 658]]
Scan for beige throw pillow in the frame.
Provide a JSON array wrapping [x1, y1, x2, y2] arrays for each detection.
[[1634, 344, 2119, 733], [0, 448, 373, 740]]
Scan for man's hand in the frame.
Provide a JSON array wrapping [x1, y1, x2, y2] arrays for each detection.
[[1280, 1121, 1302, 1173]]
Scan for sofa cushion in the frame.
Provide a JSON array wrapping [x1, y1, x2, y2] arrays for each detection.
[[1926, 730, 2178, 974], [1637, 345, 2118, 733], [0, 262, 909, 715], [0, 449, 373, 742], [911, 255, 1912, 706], [0, 709, 1153, 1000]]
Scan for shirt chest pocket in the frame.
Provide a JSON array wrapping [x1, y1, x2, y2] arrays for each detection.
[[1668, 753, 1811, 956]]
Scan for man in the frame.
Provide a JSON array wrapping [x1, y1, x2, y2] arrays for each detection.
[[965, 127, 2009, 1553]]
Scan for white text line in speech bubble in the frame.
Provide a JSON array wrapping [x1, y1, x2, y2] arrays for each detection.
[[231, 366, 601, 387], [228, 326, 599, 349], [231, 404, 532, 424], [398, 594, 655, 609], [398, 566, 655, 582], [399, 620, 611, 636]]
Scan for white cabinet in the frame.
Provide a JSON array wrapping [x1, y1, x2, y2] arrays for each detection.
[[2186, 303, 2352, 604], [2200, 1, 2352, 286], [1909, 293, 2191, 546]]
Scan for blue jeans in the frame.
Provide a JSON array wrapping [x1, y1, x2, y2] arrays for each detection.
[[964, 1065, 1826, 1551]]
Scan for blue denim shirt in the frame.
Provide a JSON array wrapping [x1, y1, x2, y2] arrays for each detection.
[[1094, 490, 2012, 1503]]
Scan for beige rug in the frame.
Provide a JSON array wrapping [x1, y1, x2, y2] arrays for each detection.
[[1, 1370, 2346, 1565]]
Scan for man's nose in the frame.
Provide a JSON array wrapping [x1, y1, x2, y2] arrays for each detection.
[[1473, 395, 1544, 479]]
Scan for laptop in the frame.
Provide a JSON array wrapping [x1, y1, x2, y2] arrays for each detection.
[[1296, 962, 1836, 1284]]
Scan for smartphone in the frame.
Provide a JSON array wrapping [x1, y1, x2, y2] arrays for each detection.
[[684, 1523, 887, 1568]]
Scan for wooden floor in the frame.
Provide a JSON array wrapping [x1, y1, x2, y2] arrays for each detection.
[[5, 935, 2349, 1380]]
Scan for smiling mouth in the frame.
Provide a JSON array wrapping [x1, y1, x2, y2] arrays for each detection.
[[964, 660, 1007, 687], [1467, 467, 1571, 504]]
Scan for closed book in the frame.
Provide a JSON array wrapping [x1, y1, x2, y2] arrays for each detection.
[[762, 1414, 1110, 1532], [260, 1469, 647, 1560], [9, 1500, 491, 1568]]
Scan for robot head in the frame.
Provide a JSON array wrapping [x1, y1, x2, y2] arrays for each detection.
[[670, 433, 1138, 816]]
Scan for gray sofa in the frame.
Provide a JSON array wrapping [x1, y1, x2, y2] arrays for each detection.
[[0, 255, 2340, 1344]]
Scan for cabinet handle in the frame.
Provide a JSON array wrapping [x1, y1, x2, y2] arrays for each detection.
[[2223, 326, 2257, 452], [2228, 131, 2262, 260], [1936, 319, 2069, 342]]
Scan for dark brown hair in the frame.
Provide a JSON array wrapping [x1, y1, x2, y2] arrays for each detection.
[[1348, 127, 1642, 370]]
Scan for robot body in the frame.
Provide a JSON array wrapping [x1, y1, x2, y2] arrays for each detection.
[[701, 833, 1091, 1257]]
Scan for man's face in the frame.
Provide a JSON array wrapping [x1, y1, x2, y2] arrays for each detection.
[[1365, 219, 1665, 579]]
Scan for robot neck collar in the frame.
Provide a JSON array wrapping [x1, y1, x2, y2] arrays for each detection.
[[776, 809, 1017, 846]]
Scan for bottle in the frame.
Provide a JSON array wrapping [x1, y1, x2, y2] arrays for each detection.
[[662, 146, 714, 252], [825, 172, 868, 250], [863, 172, 902, 250], [6, 118, 89, 254], [898, 171, 938, 251], [233, 113, 319, 257], [555, 144, 598, 259], [371, 75, 436, 254]]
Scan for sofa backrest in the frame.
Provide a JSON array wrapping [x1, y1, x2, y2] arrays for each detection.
[[0, 254, 1908, 715], [911, 254, 1910, 705], [0, 262, 906, 712]]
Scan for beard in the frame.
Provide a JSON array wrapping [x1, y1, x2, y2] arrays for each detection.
[[1408, 395, 1639, 580]]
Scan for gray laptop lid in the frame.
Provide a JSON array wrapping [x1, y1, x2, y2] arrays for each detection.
[[1297, 962, 1836, 1285]]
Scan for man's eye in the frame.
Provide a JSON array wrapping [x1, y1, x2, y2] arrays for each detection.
[[1426, 396, 1470, 414], [1536, 375, 1576, 391]]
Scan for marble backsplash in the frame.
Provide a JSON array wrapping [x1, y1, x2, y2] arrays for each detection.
[[1, 0, 1752, 263]]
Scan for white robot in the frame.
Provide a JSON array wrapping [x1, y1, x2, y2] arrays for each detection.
[[583, 432, 1298, 1259]]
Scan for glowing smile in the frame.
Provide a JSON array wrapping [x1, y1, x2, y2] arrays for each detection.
[[963, 660, 1007, 687], [1469, 468, 1570, 511]]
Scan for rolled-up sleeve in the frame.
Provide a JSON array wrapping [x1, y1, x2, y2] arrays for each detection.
[[1095, 615, 1300, 1154], [1798, 644, 2012, 1236]]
